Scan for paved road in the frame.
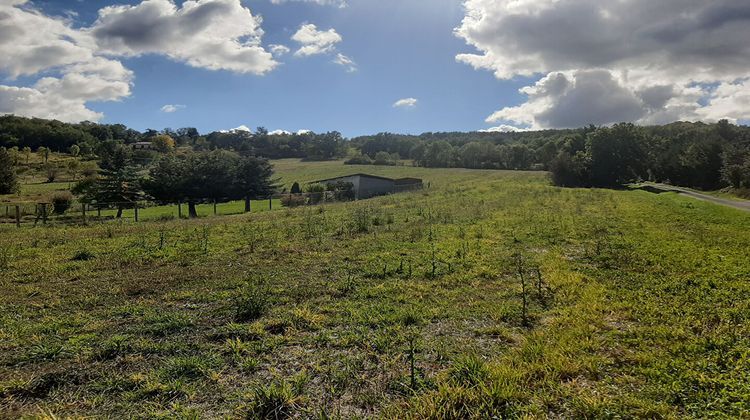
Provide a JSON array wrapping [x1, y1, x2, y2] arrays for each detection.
[[642, 183, 750, 212]]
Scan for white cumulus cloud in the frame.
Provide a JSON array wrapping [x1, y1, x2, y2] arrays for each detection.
[[0, 0, 279, 123], [456, 0, 750, 128], [393, 98, 418, 108], [478, 124, 529, 133], [270, 0, 347, 7], [333, 53, 357, 72], [0, 1, 133, 122], [88, 0, 278, 75], [269, 44, 290, 56], [292, 23, 342, 56], [161, 104, 186, 113]]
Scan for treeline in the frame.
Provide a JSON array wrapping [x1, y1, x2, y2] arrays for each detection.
[[0, 116, 346, 161], [202, 128, 346, 160], [352, 122, 750, 190], [3, 115, 750, 192], [350, 130, 571, 170], [549, 121, 750, 189]]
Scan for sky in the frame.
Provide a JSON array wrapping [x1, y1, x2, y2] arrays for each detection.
[[1, 0, 749, 137]]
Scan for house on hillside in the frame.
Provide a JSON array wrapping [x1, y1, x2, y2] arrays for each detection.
[[310, 173, 423, 199], [132, 142, 154, 150]]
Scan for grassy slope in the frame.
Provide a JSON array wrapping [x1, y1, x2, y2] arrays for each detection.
[[0, 160, 748, 418]]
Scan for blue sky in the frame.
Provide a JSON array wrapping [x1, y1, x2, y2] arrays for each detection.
[[2, 0, 748, 136], [19, 0, 531, 136]]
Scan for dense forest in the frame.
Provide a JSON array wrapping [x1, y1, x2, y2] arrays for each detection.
[[2, 115, 750, 192]]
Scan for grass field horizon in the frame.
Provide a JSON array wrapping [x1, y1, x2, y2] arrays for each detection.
[[1, 160, 749, 418]]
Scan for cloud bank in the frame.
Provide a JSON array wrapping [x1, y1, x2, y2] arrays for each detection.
[[456, 0, 750, 128]]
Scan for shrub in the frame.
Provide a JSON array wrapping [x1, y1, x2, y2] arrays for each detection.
[[374, 151, 400, 166], [327, 181, 355, 201], [306, 184, 326, 194], [350, 208, 371, 233], [345, 153, 373, 165], [51, 191, 73, 215], [280, 194, 306, 208], [303, 184, 325, 204]]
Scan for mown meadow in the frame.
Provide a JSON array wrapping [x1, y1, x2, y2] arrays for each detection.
[[1, 160, 749, 418]]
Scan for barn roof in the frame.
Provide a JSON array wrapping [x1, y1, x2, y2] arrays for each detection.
[[394, 177, 423, 185], [309, 173, 396, 184]]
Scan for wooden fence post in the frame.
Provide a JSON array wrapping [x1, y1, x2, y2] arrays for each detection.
[[213, 200, 217, 216], [42, 204, 47, 224], [269, 197, 272, 210], [134, 203, 139, 222], [97, 205, 101, 218], [15, 205, 20, 228]]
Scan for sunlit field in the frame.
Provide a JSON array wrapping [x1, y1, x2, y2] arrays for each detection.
[[1, 160, 749, 418]]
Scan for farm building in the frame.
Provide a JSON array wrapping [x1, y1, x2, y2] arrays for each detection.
[[311, 173, 423, 199]]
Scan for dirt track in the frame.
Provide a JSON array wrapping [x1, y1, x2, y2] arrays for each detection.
[[643, 183, 750, 212]]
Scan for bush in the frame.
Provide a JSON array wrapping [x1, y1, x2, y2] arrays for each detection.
[[280, 194, 306, 208], [51, 191, 73, 215], [306, 184, 325, 194], [350, 208, 371, 233], [327, 181, 355, 201], [345, 153, 373, 165], [373, 151, 400, 166]]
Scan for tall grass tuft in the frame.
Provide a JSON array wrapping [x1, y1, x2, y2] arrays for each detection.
[[0, 246, 15, 270], [235, 283, 269, 322], [448, 355, 490, 388], [246, 380, 305, 420]]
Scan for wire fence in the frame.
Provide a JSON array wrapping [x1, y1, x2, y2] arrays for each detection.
[[0, 184, 426, 227]]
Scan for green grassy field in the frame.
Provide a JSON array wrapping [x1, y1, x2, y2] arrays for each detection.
[[1, 160, 749, 418]]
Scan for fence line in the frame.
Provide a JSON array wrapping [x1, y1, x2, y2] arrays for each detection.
[[1, 193, 338, 227], [1, 185, 427, 227]]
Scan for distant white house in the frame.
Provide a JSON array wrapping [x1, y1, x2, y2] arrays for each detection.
[[310, 173, 423, 199], [132, 142, 154, 150]]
